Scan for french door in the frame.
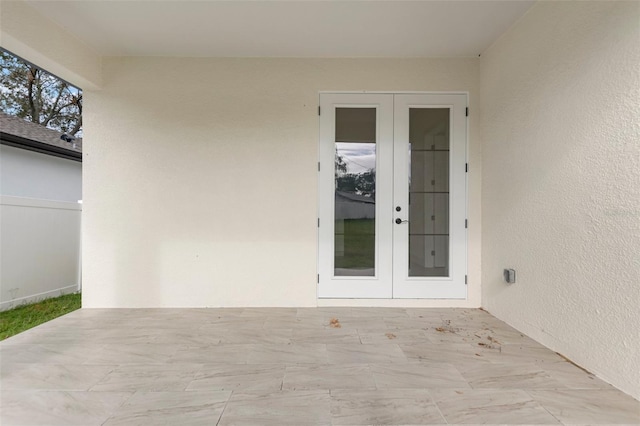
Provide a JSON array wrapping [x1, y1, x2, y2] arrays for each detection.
[[318, 93, 467, 299]]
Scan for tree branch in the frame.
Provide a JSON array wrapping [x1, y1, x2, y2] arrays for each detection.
[[27, 67, 39, 123], [43, 83, 66, 126], [69, 115, 82, 136]]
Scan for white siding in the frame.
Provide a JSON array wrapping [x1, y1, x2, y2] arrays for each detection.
[[0, 196, 81, 311], [0, 145, 82, 202]]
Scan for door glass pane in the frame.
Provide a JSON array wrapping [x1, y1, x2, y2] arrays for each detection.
[[408, 108, 449, 277], [334, 108, 376, 276]]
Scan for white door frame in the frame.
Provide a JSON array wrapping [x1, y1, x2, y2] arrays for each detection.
[[317, 92, 468, 300], [392, 93, 467, 299], [317, 93, 394, 298]]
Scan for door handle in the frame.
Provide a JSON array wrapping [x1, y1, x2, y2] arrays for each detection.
[[395, 218, 409, 224]]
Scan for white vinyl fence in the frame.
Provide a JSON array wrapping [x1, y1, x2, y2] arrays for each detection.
[[0, 196, 81, 311]]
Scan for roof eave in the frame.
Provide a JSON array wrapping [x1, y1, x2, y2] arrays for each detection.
[[1, 132, 82, 162]]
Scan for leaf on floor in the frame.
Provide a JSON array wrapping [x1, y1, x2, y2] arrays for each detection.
[[385, 333, 396, 339], [329, 318, 341, 328]]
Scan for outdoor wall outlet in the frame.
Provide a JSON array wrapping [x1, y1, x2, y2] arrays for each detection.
[[504, 269, 516, 284]]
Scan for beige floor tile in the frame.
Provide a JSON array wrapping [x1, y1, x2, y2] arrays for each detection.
[[103, 391, 231, 426], [171, 343, 253, 363], [383, 316, 438, 330], [0, 390, 132, 426], [0, 344, 104, 364], [528, 389, 640, 424], [92, 328, 163, 344], [327, 343, 407, 364], [240, 307, 297, 317], [350, 307, 409, 318], [358, 328, 430, 345], [371, 363, 471, 389], [207, 316, 267, 329], [431, 388, 561, 424], [151, 329, 223, 345], [334, 317, 388, 332], [476, 342, 567, 365], [457, 361, 567, 389], [91, 364, 202, 391], [266, 316, 328, 329], [247, 343, 329, 364], [84, 344, 180, 364], [2, 308, 636, 426], [399, 342, 488, 365], [283, 364, 376, 390], [292, 327, 361, 344], [330, 388, 446, 425], [187, 364, 285, 391], [538, 361, 615, 390], [220, 328, 293, 345], [297, 307, 353, 319], [1, 364, 115, 391], [218, 390, 331, 425]]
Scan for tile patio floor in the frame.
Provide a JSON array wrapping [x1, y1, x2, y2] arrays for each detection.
[[1, 307, 638, 425]]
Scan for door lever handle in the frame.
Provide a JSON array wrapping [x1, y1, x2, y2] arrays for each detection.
[[395, 218, 409, 224]]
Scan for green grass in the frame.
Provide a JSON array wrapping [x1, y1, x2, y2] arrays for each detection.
[[335, 219, 375, 269], [0, 293, 81, 340]]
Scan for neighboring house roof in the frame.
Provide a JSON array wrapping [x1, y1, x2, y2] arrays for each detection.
[[336, 190, 375, 204], [0, 112, 82, 161]]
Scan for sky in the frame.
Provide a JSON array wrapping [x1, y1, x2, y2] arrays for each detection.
[[336, 142, 376, 174]]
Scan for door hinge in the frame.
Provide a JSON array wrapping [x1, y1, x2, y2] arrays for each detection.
[[317, 218, 320, 227], [465, 219, 468, 229], [465, 163, 468, 173], [465, 275, 468, 285], [318, 106, 321, 116], [318, 162, 320, 172], [317, 274, 320, 283], [465, 107, 469, 117]]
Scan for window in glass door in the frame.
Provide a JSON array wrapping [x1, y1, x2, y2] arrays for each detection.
[[408, 108, 450, 277], [334, 108, 377, 277]]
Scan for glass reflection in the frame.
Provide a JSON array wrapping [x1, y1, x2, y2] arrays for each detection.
[[408, 108, 450, 277], [334, 108, 376, 277]]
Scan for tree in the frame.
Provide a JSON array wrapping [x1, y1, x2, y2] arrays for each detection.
[[1, 50, 82, 136], [336, 169, 376, 198], [335, 152, 347, 177]]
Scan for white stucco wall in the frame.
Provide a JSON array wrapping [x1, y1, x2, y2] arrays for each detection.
[[480, 1, 640, 399], [83, 57, 481, 309], [0, 0, 102, 89], [0, 145, 82, 202]]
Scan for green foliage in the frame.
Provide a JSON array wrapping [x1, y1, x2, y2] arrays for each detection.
[[1, 50, 82, 136], [0, 293, 81, 340]]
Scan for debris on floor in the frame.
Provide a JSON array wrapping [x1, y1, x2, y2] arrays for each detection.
[[385, 333, 397, 339], [435, 319, 458, 333], [329, 317, 341, 328], [477, 337, 501, 351]]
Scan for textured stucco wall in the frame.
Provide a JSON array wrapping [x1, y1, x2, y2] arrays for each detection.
[[480, 1, 640, 399], [0, 0, 101, 89], [83, 57, 481, 308]]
